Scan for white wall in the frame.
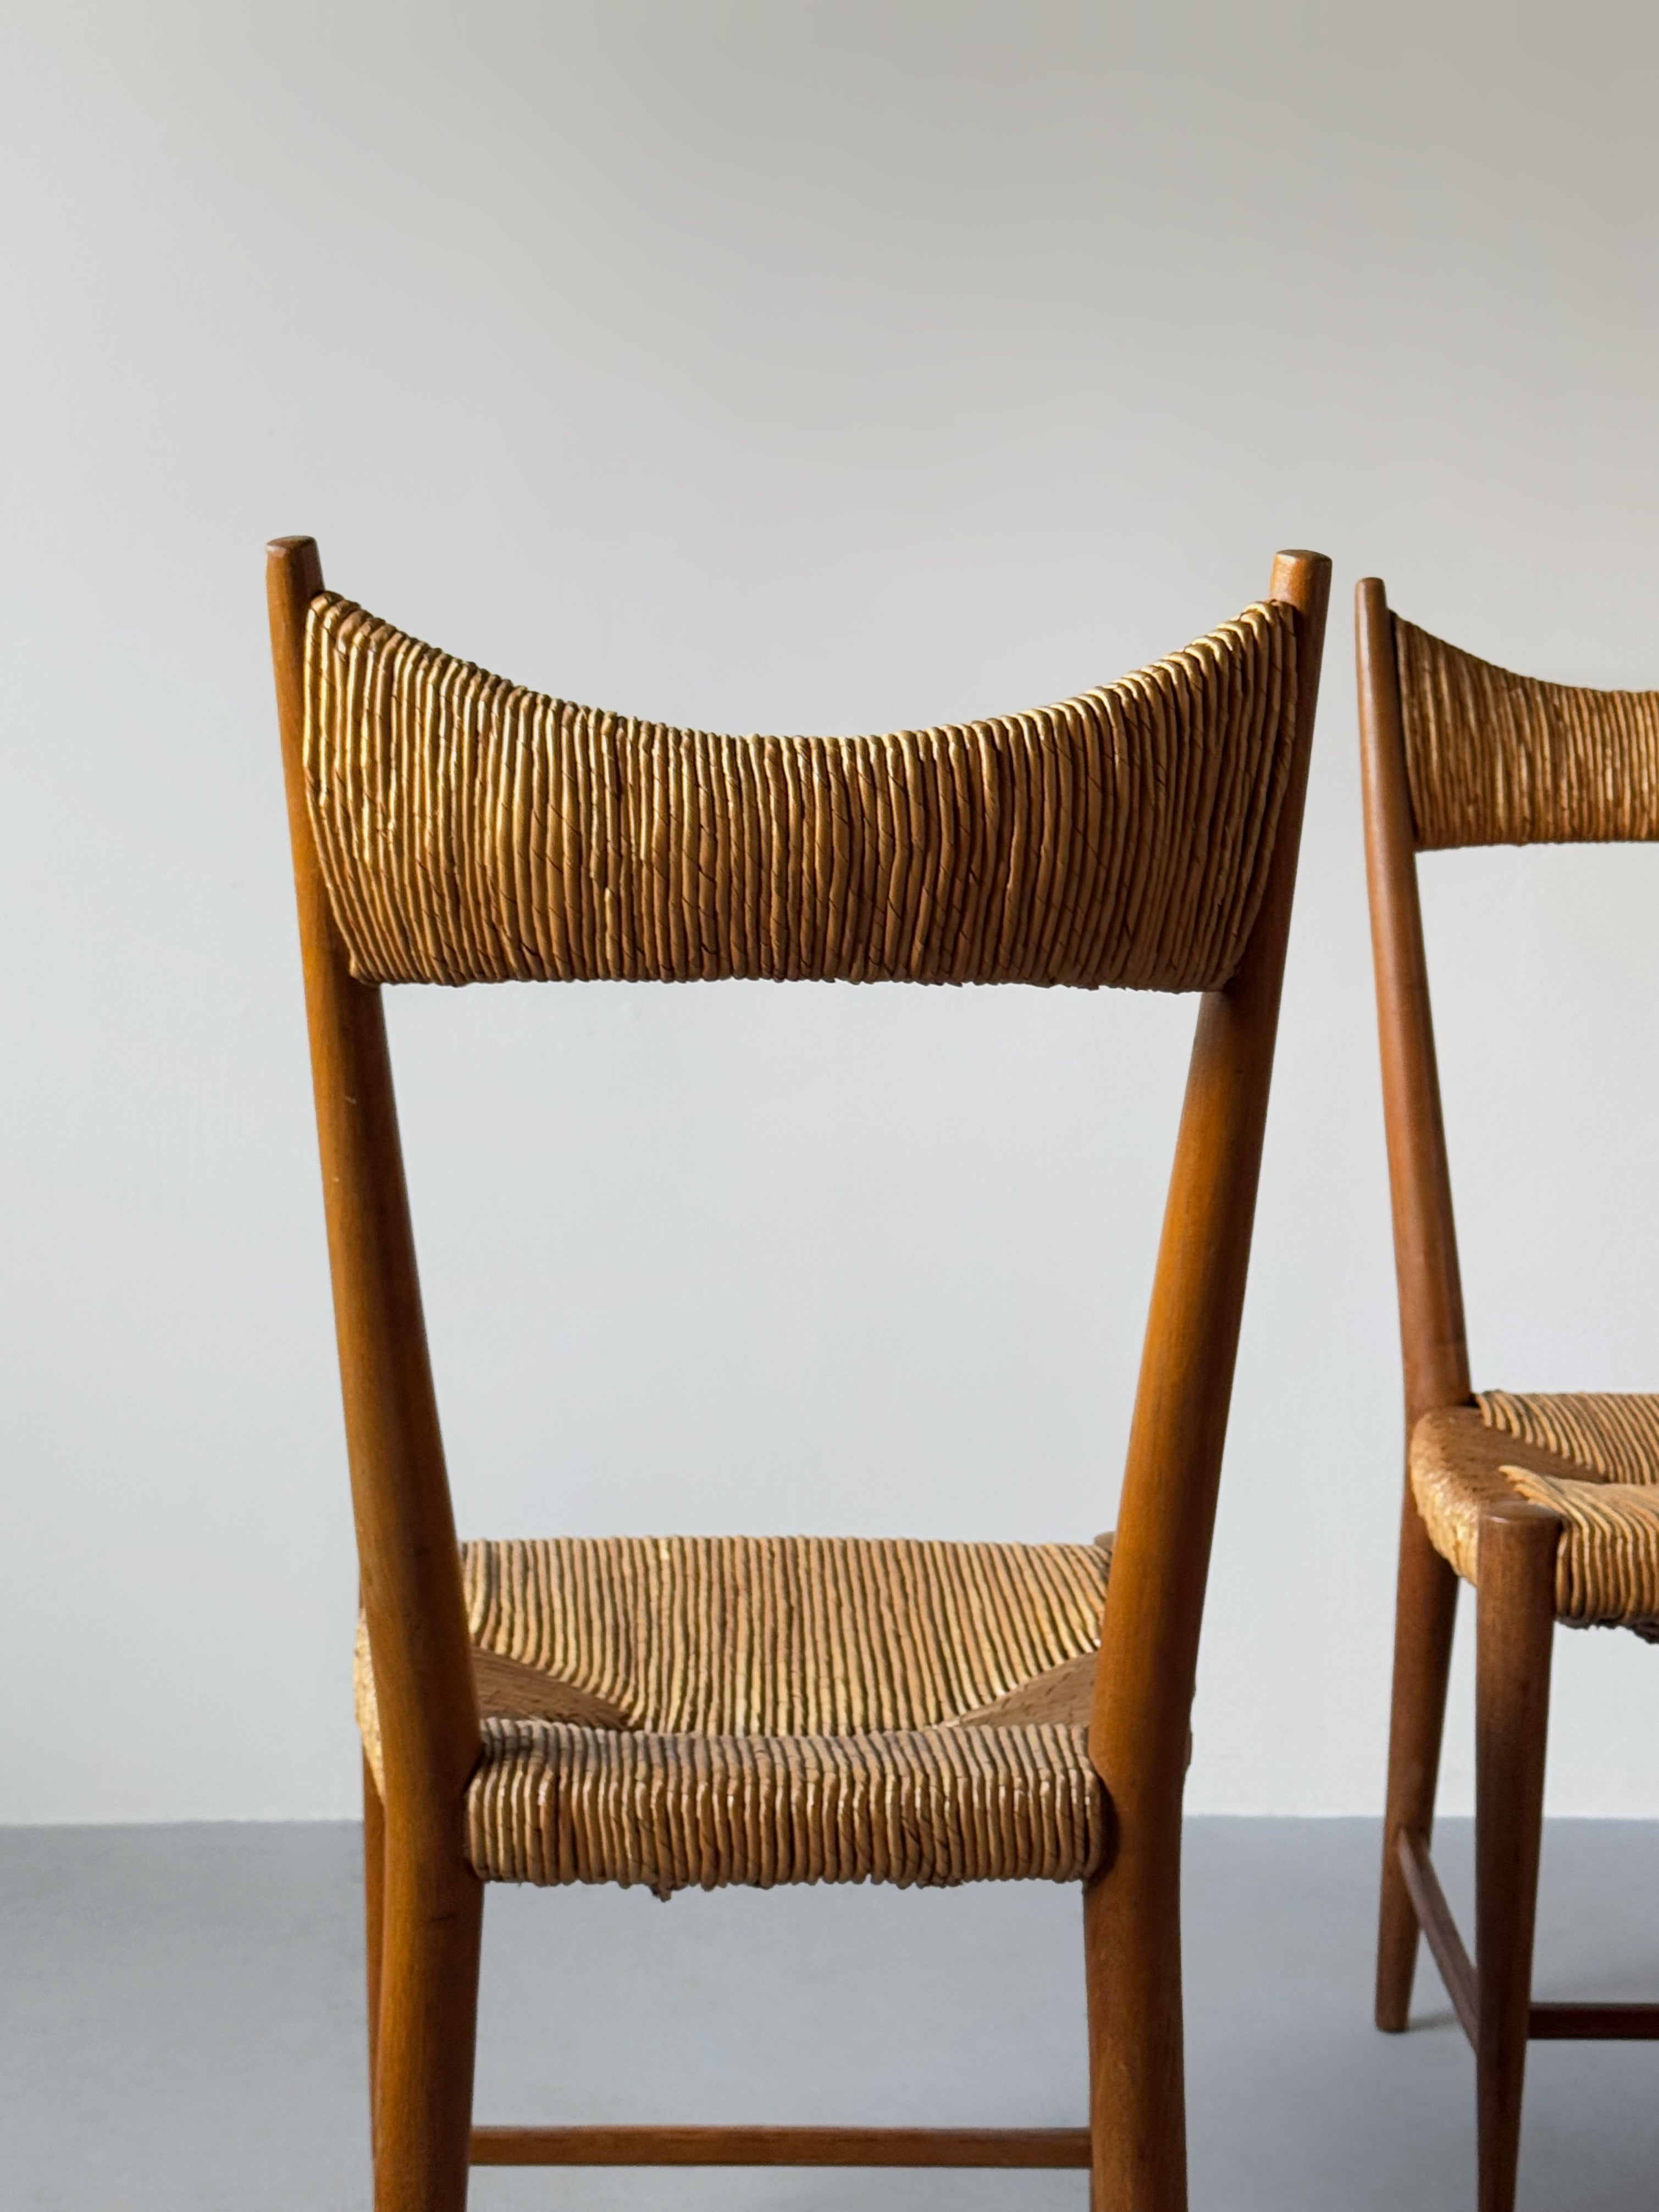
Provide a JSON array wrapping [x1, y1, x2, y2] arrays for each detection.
[[4, 0, 1659, 1822]]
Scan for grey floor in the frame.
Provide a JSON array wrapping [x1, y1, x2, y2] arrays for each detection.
[[5, 1820, 1658, 2210]]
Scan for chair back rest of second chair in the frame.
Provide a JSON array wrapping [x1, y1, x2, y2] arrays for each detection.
[[1359, 580, 1659, 1432], [1393, 613, 1659, 852]]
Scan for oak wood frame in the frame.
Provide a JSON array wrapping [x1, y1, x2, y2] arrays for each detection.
[[472, 2126, 1092, 2167], [270, 538, 1329, 2212], [1358, 576, 1659, 2212]]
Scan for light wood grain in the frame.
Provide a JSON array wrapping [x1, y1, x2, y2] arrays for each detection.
[[1475, 1502, 1556, 2212], [471, 2126, 1092, 2168], [1358, 573, 1469, 2034], [270, 538, 482, 2212], [1085, 549, 1329, 2212], [1396, 1829, 1477, 2044]]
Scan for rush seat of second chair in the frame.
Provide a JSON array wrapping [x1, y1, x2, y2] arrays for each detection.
[[269, 539, 1330, 2212], [1359, 576, 1659, 2212]]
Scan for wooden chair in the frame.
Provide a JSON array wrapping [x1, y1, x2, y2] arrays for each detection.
[[268, 537, 1329, 2212], [1360, 577, 1659, 2212]]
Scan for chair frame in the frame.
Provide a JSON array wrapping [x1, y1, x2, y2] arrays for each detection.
[[1359, 576, 1659, 2212], [269, 537, 1329, 2212]]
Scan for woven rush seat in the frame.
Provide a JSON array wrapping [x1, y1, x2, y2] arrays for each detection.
[[356, 1535, 1114, 1896], [1411, 1391, 1659, 1634]]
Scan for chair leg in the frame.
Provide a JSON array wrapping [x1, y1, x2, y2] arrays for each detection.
[[363, 1757, 385, 2155], [1474, 1503, 1556, 2212], [372, 1812, 485, 2212], [1082, 1822, 1186, 2212], [1377, 1486, 1461, 2029]]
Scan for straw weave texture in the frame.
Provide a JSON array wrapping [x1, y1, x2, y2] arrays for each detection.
[[1411, 1392, 1659, 1635], [301, 594, 1299, 991], [359, 1535, 1113, 1894], [1393, 616, 1659, 849], [466, 1718, 1105, 1895], [1481, 1390, 1659, 1484]]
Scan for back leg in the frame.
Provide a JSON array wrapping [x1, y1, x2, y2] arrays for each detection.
[[1377, 1486, 1460, 2030]]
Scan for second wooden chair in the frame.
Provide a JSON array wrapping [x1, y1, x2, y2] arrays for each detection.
[[1360, 575, 1659, 2212]]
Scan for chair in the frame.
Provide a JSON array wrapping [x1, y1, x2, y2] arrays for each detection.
[[1359, 577, 1659, 2212], [267, 537, 1329, 2212]]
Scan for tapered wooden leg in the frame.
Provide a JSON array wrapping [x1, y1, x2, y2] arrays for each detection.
[[1083, 1810, 1186, 2212], [373, 1813, 485, 2212], [1475, 1502, 1557, 2212], [1376, 1484, 1461, 2029], [363, 1756, 386, 2149]]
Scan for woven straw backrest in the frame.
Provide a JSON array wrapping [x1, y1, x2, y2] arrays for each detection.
[[302, 593, 1301, 992], [1395, 615, 1659, 850]]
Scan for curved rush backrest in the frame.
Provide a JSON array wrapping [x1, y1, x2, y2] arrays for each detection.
[[1395, 615, 1659, 850], [302, 593, 1301, 993]]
